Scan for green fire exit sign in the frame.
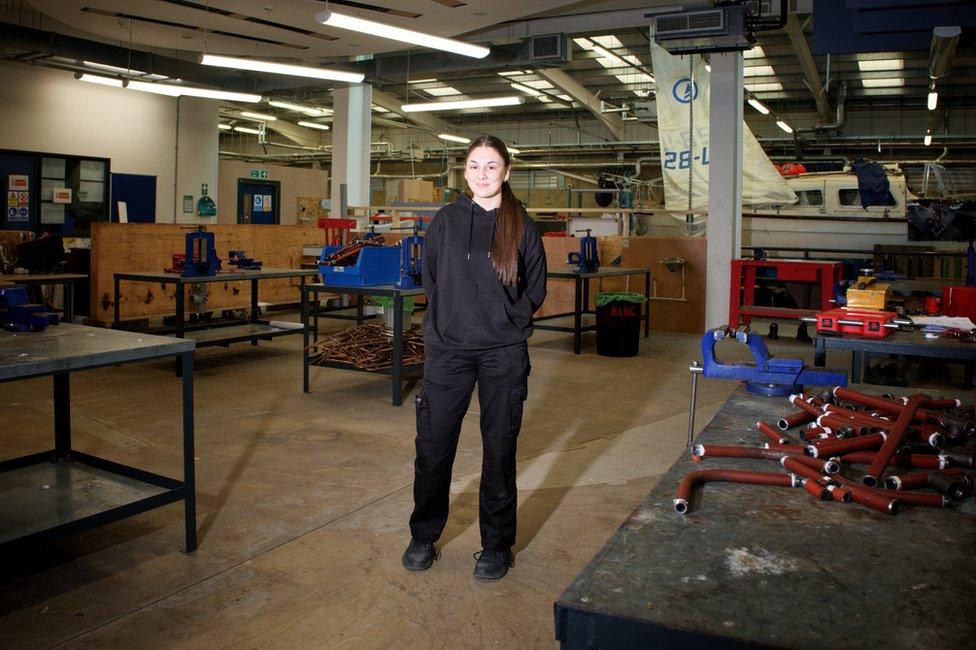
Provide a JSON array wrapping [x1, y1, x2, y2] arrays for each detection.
[[249, 169, 268, 179]]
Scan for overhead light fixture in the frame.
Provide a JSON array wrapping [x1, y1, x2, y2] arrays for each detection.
[[218, 123, 232, 130], [591, 44, 627, 68], [927, 90, 938, 110], [747, 98, 770, 115], [78, 73, 263, 102], [705, 64, 711, 72], [924, 133, 933, 146], [511, 82, 543, 97], [315, 10, 490, 59], [438, 133, 470, 144], [233, 126, 262, 134], [861, 78, 904, 88], [268, 100, 325, 116], [744, 82, 784, 92], [507, 146, 521, 156], [298, 121, 330, 131], [409, 78, 438, 84], [240, 111, 277, 121], [200, 54, 364, 83], [83, 60, 152, 78], [776, 120, 793, 134], [743, 65, 775, 77], [401, 96, 523, 113], [856, 58, 904, 72], [78, 73, 124, 88]]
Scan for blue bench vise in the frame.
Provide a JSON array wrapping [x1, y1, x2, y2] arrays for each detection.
[[0, 285, 60, 332], [396, 223, 423, 289], [698, 327, 847, 396], [181, 226, 221, 277], [567, 229, 599, 273]]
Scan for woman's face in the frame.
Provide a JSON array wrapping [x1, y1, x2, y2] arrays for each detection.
[[464, 145, 510, 203]]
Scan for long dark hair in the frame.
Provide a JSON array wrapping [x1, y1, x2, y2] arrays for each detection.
[[465, 135, 524, 286]]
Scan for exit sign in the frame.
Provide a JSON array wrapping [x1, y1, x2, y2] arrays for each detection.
[[249, 169, 268, 179]]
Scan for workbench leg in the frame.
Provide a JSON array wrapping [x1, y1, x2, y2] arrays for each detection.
[[583, 277, 590, 314], [312, 289, 320, 344], [113, 275, 121, 328], [302, 286, 310, 393], [964, 362, 973, 390], [181, 353, 197, 553], [356, 294, 364, 326], [644, 272, 650, 337], [65, 279, 74, 324], [392, 294, 403, 406], [53, 373, 70, 460], [175, 284, 186, 377], [742, 265, 757, 326], [851, 351, 863, 383], [728, 260, 741, 327], [250, 278, 259, 345], [814, 340, 826, 367], [573, 276, 583, 355]]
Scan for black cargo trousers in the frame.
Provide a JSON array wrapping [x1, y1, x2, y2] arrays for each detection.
[[409, 341, 529, 551]]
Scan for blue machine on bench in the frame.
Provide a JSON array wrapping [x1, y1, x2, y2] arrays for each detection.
[[567, 229, 599, 273], [0, 285, 60, 332], [318, 224, 424, 288]]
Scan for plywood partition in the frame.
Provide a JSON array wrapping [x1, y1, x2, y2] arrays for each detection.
[[538, 236, 706, 333], [90, 223, 321, 324]]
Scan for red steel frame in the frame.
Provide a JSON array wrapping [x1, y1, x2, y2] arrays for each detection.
[[729, 258, 843, 327]]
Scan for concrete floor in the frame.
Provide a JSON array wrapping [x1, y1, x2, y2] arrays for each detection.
[[0, 315, 950, 648]]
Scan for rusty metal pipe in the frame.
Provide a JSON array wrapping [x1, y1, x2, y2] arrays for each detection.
[[673, 469, 798, 514], [926, 471, 972, 500], [807, 433, 886, 458], [941, 449, 976, 469], [864, 395, 924, 487], [757, 420, 790, 446]]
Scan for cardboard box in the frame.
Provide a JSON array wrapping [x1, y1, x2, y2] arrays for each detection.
[[386, 179, 434, 203]]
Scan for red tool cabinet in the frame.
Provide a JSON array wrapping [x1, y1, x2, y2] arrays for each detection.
[[729, 258, 843, 327]]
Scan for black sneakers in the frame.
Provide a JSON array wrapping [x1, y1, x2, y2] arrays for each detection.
[[473, 549, 515, 580], [401, 538, 438, 571]]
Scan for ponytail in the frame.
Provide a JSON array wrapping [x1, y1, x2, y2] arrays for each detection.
[[490, 180, 524, 286]]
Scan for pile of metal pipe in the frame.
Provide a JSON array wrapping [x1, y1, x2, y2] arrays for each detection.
[[675, 387, 974, 515]]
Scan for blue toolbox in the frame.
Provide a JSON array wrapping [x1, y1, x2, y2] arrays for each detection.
[[0, 285, 60, 332], [318, 244, 401, 287]]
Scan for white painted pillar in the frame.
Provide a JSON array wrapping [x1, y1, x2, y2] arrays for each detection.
[[331, 85, 372, 219], [175, 97, 219, 224], [705, 52, 744, 329]]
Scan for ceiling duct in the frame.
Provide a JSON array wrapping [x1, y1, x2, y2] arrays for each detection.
[[929, 25, 961, 79]]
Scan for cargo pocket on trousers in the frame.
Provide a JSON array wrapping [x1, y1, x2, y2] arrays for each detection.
[[415, 392, 432, 439], [510, 388, 528, 437]]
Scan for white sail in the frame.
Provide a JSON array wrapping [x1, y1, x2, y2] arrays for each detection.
[[650, 42, 796, 210]]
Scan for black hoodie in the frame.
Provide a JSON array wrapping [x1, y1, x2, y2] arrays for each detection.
[[421, 192, 547, 351]]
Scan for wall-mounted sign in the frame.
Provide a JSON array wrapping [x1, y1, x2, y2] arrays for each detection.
[[249, 169, 269, 179], [262, 195, 272, 212], [53, 188, 72, 204], [183, 194, 194, 213], [253, 194, 263, 211], [8, 175, 28, 191]]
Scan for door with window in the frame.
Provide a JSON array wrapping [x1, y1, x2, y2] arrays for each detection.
[[237, 179, 281, 225]]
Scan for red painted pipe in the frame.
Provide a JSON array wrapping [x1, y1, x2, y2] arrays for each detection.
[[869, 486, 951, 508], [807, 433, 886, 458], [778, 410, 816, 431], [864, 395, 924, 487], [833, 479, 900, 514], [914, 396, 962, 410], [826, 484, 853, 503], [833, 387, 971, 431], [692, 444, 792, 462], [802, 478, 831, 500], [803, 428, 835, 442], [841, 451, 947, 470], [823, 405, 892, 430], [789, 395, 823, 418], [757, 420, 790, 446], [674, 469, 798, 514], [817, 414, 870, 436], [782, 456, 836, 486], [883, 472, 928, 491], [824, 407, 946, 447], [790, 454, 839, 475]]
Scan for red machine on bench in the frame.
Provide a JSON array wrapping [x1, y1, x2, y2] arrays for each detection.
[[809, 308, 912, 339]]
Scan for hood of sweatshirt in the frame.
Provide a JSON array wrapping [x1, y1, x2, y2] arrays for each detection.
[[420, 193, 548, 350]]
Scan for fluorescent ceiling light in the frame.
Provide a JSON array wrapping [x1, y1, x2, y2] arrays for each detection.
[[438, 133, 470, 144], [927, 91, 938, 110], [861, 78, 904, 88], [498, 70, 530, 77], [268, 100, 325, 116], [315, 10, 489, 59], [744, 65, 775, 77], [924, 133, 932, 146], [401, 96, 523, 113], [747, 98, 770, 115], [591, 44, 628, 68], [409, 78, 438, 84], [744, 46, 765, 59], [371, 104, 389, 112], [298, 121, 330, 131], [745, 82, 783, 92], [240, 111, 277, 121], [423, 86, 462, 97], [200, 54, 364, 83], [83, 60, 152, 77], [218, 123, 232, 130], [233, 126, 262, 134], [705, 64, 711, 72], [78, 73, 124, 87], [776, 120, 793, 134], [507, 147, 521, 156], [511, 82, 543, 97], [857, 58, 903, 72]]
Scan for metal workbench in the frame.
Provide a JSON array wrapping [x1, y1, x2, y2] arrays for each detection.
[[0, 324, 197, 552], [535, 267, 651, 354], [813, 329, 976, 387], [113, 268, 316, 349], [555, 384, 974, 649], [302, 282, 425, 406], [0, 272, 87, 322]]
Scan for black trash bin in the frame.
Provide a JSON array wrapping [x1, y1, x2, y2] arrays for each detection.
[[595, 292, 647, 357]]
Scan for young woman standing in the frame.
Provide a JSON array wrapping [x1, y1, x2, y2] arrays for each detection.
[[402, 135, 548, 579]]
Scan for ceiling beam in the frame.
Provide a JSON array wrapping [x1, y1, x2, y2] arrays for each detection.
[[535, 68, 623, 141], [784, 13, 830, 119]]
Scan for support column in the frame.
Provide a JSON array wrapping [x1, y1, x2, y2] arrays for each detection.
[[331, 85, 372, 220], [175, 97, 220, 224], [705, 52, 744, 329]]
